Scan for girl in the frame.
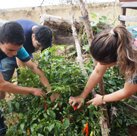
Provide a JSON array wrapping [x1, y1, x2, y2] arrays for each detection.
[[69, 25, 137, 107]]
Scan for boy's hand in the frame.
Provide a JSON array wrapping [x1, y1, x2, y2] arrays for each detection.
[[31, 88, 44, 97]]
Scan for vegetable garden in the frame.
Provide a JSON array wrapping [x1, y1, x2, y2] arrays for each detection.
[[0, 1, 137, 135], [0, 46, 136, 136]]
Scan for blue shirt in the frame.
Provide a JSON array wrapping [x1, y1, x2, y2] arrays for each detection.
[[17, 47, 30, 62], [16, 19, 38, 54], [0, 47, 30, 62], [0, 47, 30, 72]]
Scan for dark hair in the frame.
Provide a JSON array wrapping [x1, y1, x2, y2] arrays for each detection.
[[0, 21, 25, 45], [33, 26, 52, 50], [90, 29, 118, 64], [90, 25, 137, 78]]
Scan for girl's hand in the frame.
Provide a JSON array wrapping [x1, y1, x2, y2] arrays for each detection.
[[69, 96, 84, 109], [86, 94, 105, 106]]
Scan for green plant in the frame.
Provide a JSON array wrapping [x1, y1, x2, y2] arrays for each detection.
[[2, 47, 101, 136], [1, 46, 136, 136]]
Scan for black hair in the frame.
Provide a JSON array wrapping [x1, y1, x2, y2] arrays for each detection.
[[0, 21, 25, 45], [33, 26, 52, 50]]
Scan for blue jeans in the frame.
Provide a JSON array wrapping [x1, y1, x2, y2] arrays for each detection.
[[0, 57, 17, 81]]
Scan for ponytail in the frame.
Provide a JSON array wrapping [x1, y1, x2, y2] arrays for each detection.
[[114, 25, 137, 78], [90, 24, 137, 79]]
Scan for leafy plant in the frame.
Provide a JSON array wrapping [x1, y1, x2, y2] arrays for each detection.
[[0, 46, 136, 136], [2, 46, 101, 136]]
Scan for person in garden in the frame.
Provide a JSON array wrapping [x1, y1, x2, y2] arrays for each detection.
[[69, 25, 137, 108], [16, 19, 52, 57], [1, 19, 52, 99], [0, 21, 45, 135]]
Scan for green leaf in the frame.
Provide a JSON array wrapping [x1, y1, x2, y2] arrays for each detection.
[[20, 123, 25, 130], [63, 118, 70, 129], [47, 109, 56, 119], [47, 124, 54, 132], [38, 133, 44, 136]]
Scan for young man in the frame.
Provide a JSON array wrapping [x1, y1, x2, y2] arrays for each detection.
[[16, 19, 52, 56], [0, 21, 44, 135], [1, 19, 52, 97]]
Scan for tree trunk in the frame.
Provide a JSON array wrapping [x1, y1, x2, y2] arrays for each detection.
[[71, 15, 88, 77], [78, 0, 94, 46], [78, 0, 110, 135]]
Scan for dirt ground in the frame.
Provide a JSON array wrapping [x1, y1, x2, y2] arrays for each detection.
[[0, 3, 137, 26]]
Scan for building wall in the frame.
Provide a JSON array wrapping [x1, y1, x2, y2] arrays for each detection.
[[0, 3, 121, 24]]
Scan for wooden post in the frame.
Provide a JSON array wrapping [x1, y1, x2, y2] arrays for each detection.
[[71, 15, 88, 77], [78, 0, 94, 46], [78, 0, 110, 135]]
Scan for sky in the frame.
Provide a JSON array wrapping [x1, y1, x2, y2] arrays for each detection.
[[0, 0, 115, 9]]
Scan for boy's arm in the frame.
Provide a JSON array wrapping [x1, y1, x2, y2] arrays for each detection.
[[24, 60, 51, 91], [16, 47, 51, 91], [0, 73, 43, 96]]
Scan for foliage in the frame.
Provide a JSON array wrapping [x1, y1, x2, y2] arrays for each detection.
[[103, 67, 137, 136], [109, 101, 137, 136], [0, 46, 137, 136], [90, 12, 110, 34], [1, 46, 101, 136], [80, 12, 113, 54]]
